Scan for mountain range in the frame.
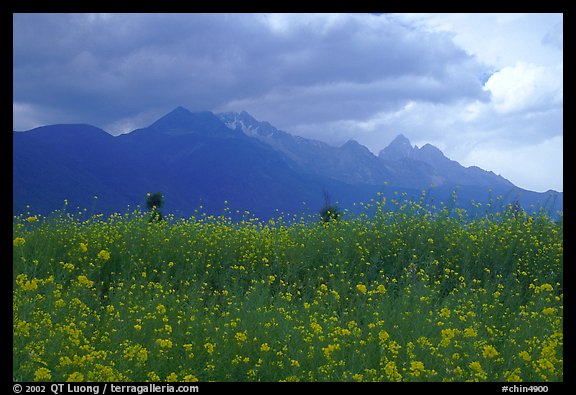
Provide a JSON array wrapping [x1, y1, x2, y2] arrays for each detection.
[[13, 106, 562, 220]]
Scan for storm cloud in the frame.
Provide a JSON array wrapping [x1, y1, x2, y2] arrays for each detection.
[[13, 13, 563, 192]]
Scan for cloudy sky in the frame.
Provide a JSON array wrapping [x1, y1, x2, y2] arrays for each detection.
[[13, 13, 563, 192]]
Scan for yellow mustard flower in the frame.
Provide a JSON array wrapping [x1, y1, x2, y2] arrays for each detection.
[[235, 331, 248, 343], [542, 307, 557, 315], [166, 373, 178, 382], [13, 237, 26, 247], [66, 372, 85, 382], [77, 275, 94, 288], [410, 360, 425, 377], [519, 351, 531, 362], [97, 249, 111, 261], [482, 345, 499, 359], [137, 348, 148, 363], [463, 327, 478, 338], [34, 367, 52, 381], [204, 343, 215, 355], [378, 330, 390, 342], [156, 338, 173, 349], [352, 373, 363, 381], [20, 277, 39, 291]]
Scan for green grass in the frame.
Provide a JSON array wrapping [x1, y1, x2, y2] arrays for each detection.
[[13, 194, 563, 382]]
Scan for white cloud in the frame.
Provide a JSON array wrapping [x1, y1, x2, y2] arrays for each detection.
[[485, 62, 563, 114], [462, 136, 563, 192], [395, 13, 563, 68], [258, 13, 348, 36]]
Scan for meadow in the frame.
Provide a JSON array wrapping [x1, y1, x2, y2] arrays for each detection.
[[13, 192, 563, 382]]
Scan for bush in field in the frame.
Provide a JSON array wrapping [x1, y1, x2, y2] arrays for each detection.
[[319, 190, 341, 223], [145, 192, 164, 222], [319, 205, 341, 223]]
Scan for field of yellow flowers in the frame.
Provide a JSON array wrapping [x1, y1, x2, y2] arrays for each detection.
[[13, 194, 563, 382]]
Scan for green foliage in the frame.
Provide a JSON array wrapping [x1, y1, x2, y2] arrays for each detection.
[[145, 192, 164, 211], [13, 194, 563, 382], [320, 190, 341, 223], [145, 192, 164, 222], [319, 205, 341, 223]]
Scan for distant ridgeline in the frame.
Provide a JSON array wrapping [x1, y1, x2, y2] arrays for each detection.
[[13, 107, 563, 220]]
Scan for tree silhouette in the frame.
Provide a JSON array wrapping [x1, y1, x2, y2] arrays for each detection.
[[320, 190, 341, 223], [145, 192, 164, 222]]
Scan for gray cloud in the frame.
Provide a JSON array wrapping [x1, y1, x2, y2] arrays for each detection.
[[13, 13, 489, 132]]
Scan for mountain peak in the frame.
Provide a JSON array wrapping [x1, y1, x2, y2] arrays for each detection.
[[417, 143, 445, 159], [341, 139, 371, 155], [156, 106, 195, 122], [148, 108, 233, 137], [151, 106, 199, 127], [172, 105, 192, 114], [218, 111, 279, 138], [342, 139, 361, 147], [392, 134, 411, 144], [379, 134, 415, 161]]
